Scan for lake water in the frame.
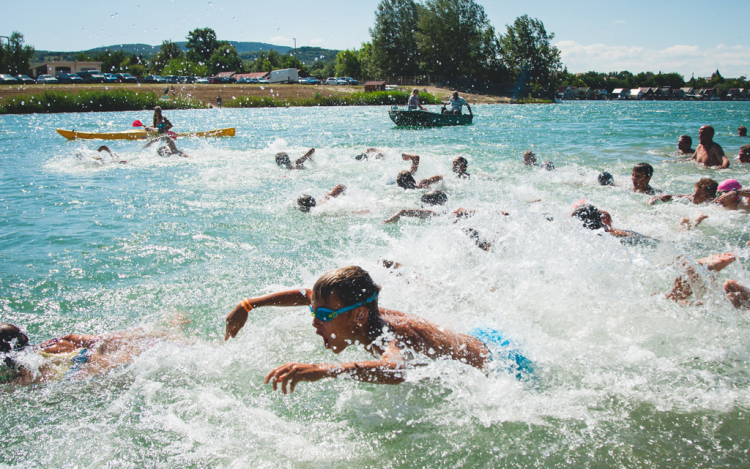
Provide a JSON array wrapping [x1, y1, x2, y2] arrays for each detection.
[[2, 102, 750, 467]]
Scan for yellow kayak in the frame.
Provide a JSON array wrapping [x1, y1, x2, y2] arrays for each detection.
[[56, 128, 235, 140]]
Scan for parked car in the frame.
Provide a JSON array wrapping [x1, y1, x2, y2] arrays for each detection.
[[178, 76, 195, 84], [195, 77, 210, 84], [143, 75, 167, 84], [75, 71, 105, 83], [325, 77, 338, 85], [164, 75, 179, 84], [336, 78, 349, 85], [102, 73, 118, 83], [15, 75, 36, 85], [298, 77, 321, 85], [0, 74, 20, 85], [237, 77, 257, 84], [36, 74, 59, 84], [256, 78, 270, 84], [343, 77, 359, 85], [58, 73, 83, 84], [114, 73, 138, 83]]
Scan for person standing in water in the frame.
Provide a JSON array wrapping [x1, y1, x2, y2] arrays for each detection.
[[688, 125, 729, 168], [677, 135, 695, 155]]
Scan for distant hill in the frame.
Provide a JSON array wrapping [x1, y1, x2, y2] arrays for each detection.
[[239, 47, 339, 65]]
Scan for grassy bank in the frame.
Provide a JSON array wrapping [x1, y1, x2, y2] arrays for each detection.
[[224, 90, 441, 108], [0, 90, 206, 114]]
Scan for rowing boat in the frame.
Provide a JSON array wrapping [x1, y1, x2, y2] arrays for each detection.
[[56, 128, 236, 140], [388, 109, 473, 127]]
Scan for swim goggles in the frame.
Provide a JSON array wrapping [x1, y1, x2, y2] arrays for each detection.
[[310, 292, 378, 322]]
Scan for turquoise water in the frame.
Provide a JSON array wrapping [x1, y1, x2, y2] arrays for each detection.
[[2, 102, 750, 467]]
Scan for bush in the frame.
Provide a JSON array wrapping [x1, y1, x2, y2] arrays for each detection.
[[225, 90, 440, 108], [0, 90, 206, 114]]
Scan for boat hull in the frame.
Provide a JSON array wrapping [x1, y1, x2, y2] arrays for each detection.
[[388, 110, 473, 127], [56, 128, 236, 140]]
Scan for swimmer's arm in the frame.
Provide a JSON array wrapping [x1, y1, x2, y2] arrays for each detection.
[[402, 153, 420, 174], [649, 194, 686, 204], [225, 289, 312, 340], [720, 154, 730, 169], [383, 209, 436, 223], [39, 334, 98, 353], [326, 184, 346, 199], [417, 175, 443, 188]]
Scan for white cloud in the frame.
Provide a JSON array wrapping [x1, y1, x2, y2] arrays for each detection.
[[269, 36, 289, 45], [556, 40, 750, 77], [309, 38, 324, 46]]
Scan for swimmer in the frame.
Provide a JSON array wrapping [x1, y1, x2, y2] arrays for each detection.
[[540, 161, 555, 171], [739, 126, 747, 137], [572, 204, 657, 244], [677, 135, 695, 155], [632, 163, 659, 195], [276, 148, 314, 170], [142, 136, 190, 158], [523, 151, 537, 166], [397, 153, 443, 189], [598, 172, 614, 186], [713, 179, 750, 211], [737, 145, 750, 163], [224, 266, 532, 393], [354, 148, 385, 161], [666, 253, 750, 308], [297, 184, 346, 212], [452, 157, 470, 178], [77, 145, 127, 164], [1, 319, 187, 385], [688, 125, 729, 168], [649, 178, 718, 205]]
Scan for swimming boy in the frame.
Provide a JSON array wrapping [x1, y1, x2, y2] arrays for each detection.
[[397, 153, 443, 189], [143, 136, 191, 158], [632, 163, 658, 194], [276, 148, 315, 170], [523, 151, 537, 166], [648, 177, 718, 205], [297, 184, 346, 212], [739, 126, 747, 137], [688, 125, 729, 168], [677, 135, 695, 155], [452, 157, 470, 178], [224, 266, 530, 393], [737, 145, 750, 163]]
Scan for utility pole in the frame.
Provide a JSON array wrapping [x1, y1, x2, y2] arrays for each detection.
[[293, 38, 297, 66]]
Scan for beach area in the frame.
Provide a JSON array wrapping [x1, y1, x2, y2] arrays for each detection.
[[2, 101, 750, 466]]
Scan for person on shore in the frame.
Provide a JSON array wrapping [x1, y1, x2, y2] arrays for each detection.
[[143, 136, 191, 158], [397, 153, 443, 189], [1, 318, 187, 385], [666, 253, 750, 309], [678, 135, 695, 155], [446, 91, 472, 116], [523, 151, 537, 166], [648, 178, 718, 205], [217, 96, 222, 108], [688, 125, 729, 168], [572, 204, 657, 244], [712, 179, 750, 211], [737, 145, 750, 163], [408, 89, 425, 111], [598, 172, 614, 186], [452, 157, 470, 178], [355, 148, 385, 161], [297, 184, 347, 212], [276, 148, 315, 170], [632, 163, 658, 194], [223, 266, 532, 393], [739, 126, 747, 137]]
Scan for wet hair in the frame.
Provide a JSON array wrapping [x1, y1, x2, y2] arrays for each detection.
[[275, 152, 292, 169], [741, 144, 750, 153], [695, 178, 718, 197], [1, 323, 29, 370], [396, 170, 417, 189], [313, 266, 383, 341], [452, 157, 468, 174], [633, 162, 653, 178], [740, 126, 748, 136], [421, 191, 448, 206], [523, 151, 536, 165], [572, 204, 604, 230], [541, 161, 555, 171], [354, 153, 368, 161], [598, 172, 614, 186], [297, 194, 316, 212], [680, 135, 692, 146], [157, 146, 171, 157]]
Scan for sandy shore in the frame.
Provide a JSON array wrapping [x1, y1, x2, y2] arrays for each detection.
[[0, 83, 510, 107]]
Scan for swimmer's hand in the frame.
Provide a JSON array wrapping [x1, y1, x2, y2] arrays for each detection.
[[265, 363, 327, 394], [224, 304, 249, 340]]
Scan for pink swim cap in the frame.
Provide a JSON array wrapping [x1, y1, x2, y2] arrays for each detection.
[[718, 179, 742, 191]]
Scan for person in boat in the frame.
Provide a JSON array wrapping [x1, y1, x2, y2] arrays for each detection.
[[223, 266, 532, 393], [397, 153, 442, 189], [632, 163, 659, 195], [648, 178, 718, 205], [739, 126, 747, 137], [355, 148, 385, 161], [452, 157, 470, 178], [148, 106, 173, 134], [297, 184, 347, 212], [737, 145, 750, 163], [677, 135, 695, 155], [1, 318, 187, 385], [444, 91, 472, 116], [665, 253, 750, 309], [408, 89, 426, 111], [276, 148, 315, 170], [687, 125, 729, 168], [143, 136, 191, 158]]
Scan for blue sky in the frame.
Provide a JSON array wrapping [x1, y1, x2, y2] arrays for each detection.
[[4, 0, 749, 78]]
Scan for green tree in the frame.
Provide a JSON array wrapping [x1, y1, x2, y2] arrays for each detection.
[[208, 42, 242, 75], [358, 42, 380, 80], [370, 0, 420, 77], [162, 58, 209, 77], [1, 32, 35, 76], [498, 15, 562, 90], [152, 40, 184, 73], [335, 49, 361, 78], [416, 0, 501, 80], [75, 52, 91, 61], [185, 27, 219, 64], [266, 49, 283, 69]]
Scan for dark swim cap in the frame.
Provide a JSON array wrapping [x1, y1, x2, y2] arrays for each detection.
[[297, 195, 317, 212], [598, 172, 614, 186], [572, 204, 604, 230], [421, 191, 448, 206]]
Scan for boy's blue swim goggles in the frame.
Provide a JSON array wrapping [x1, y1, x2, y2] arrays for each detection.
[[310, 293, 378, 322]]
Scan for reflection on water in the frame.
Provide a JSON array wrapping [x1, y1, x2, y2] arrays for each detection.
[[1, 102, 750, 467]]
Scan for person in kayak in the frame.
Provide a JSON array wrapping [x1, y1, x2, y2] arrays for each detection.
[[149, 106, 173, 134]]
